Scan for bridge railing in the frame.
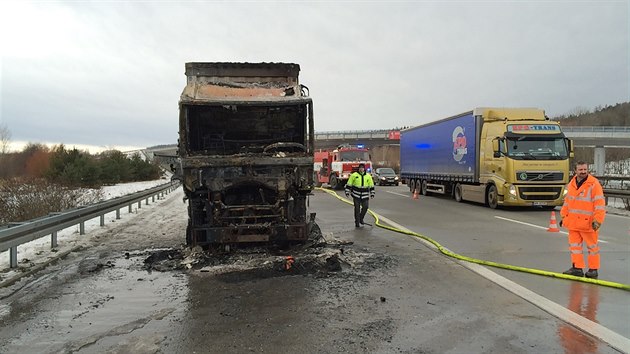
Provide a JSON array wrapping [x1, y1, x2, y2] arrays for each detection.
[[314, 130, 392, 140]]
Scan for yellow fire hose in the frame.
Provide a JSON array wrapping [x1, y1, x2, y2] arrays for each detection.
[[318, 188, 630, 291]]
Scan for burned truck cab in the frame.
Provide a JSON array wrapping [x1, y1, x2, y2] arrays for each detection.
[[178, 62, 315, 247]]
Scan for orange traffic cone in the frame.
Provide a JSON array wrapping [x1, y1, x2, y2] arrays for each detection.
[[547, 211, 560, 232], [412, 189, 419, 200]]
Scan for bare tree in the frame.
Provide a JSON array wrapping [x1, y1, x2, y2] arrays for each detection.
[[567, 106, 592, 117], [0, 123, 11, 154]]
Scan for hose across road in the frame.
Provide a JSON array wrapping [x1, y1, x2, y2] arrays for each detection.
[[318, 187, 630, 292]]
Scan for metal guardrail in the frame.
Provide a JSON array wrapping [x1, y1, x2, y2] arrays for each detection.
[[0, 181, 180, 268], [561, 126, 630, 133], [596, 176, 630, 182], [604, 189, 630, 199]]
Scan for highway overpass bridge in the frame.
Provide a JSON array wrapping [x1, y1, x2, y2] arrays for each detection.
[[560, 126, 630, 174], [310, 126, 630, 147], [145, 126, 630, 175]]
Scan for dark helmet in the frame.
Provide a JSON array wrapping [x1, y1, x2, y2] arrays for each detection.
[[358, 163, 365, 169]]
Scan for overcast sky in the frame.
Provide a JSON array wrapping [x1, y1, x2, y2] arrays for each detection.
[[0, 1, 628, 152]]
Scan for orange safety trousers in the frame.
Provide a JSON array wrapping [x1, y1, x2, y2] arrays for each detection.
[[568, 229, 600, 269]]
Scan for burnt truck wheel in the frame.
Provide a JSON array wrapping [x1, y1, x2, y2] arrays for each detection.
[[486, 185, 499, 209], [454, 183, 463, 202], [421, 179, 428, 196], [307, 220, 324, 244]]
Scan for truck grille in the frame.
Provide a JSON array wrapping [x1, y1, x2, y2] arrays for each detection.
[[515, 171, 564, 182], [518, 187, 563, 200]]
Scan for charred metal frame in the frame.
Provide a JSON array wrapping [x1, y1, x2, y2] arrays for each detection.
[[178, 63, 315, 247]]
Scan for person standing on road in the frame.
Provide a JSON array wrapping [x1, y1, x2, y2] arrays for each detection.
[[560, 161, 606, 279], [344, 163, 375, 227]]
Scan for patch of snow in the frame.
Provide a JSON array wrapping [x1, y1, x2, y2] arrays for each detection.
[[101, 178, 171, 200]]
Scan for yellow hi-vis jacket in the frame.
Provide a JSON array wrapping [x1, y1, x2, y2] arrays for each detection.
[[345, 171, 375, 199], [560, 174, 606, 231]]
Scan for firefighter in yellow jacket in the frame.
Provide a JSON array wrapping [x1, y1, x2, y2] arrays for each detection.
[[344, 163, 375, 227], [560, 161, 606, 279]]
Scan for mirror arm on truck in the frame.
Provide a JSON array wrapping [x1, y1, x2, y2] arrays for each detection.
[[566, 138, 574, 158], [492, 137, 504, 158]]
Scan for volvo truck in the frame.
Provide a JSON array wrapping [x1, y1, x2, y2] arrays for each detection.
[[400, 107, 573, 208]]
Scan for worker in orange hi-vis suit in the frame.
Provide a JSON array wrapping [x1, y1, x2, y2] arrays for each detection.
[[559, 161, 606, 279]]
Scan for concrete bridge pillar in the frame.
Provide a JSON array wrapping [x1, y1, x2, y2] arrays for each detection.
[[593, 146, 606, 176]]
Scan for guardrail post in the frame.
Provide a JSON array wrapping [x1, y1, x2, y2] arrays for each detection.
[[145, 198, 149, 206], [51, 231, 58, 248], [129, 204, 133, 213], [116, 209, 121, 220], [100, 214, 105, 227], [10, 246, 17, 268], [80, 222, 85, 235], [138, 201, 141, 209], [152, 195, 155, 203]]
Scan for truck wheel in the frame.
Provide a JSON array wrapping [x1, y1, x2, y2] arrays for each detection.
[[421, 180, 428, 196], [486, 185, 498, 209], [454, 183, 463, 202], [330, 175, 339, 190], [409, 179, 415, 193]]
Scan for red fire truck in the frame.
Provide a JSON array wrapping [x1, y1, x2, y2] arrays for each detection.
[[314, 144, 372, 189]]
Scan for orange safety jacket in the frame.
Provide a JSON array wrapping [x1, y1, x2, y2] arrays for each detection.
[[560, 174, 606, 231]]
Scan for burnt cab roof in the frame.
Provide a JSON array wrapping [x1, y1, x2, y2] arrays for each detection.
[[181, 62, 310, 104]]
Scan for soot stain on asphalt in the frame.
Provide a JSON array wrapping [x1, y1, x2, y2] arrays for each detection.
[[134, 235, 396, 284]]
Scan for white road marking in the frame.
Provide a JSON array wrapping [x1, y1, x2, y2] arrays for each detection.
[[494, 216, 609, 243], [385, 190, 412, 198], [373, 211, 629, 353], [494, 215, 556, 231], [464, 262, 630, 353], [377, 213, 414, 234]]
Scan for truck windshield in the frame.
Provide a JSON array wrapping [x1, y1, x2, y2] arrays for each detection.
[[378, 168, 396, 175], [185, 104, 308, 155], [340, 151, 370, 161], [505, 137, 569, 160]]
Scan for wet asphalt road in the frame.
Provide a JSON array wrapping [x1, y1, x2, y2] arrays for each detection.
[[370, 184, 630, 340], [0, 187, 626, 353]]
